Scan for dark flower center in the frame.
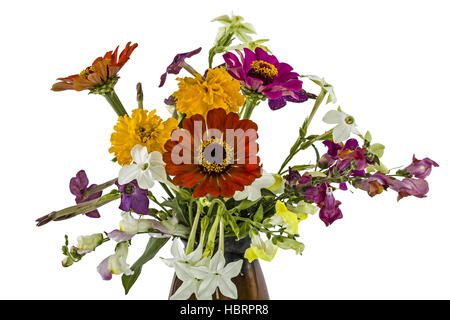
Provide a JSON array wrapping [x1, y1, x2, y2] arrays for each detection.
[[197, 138, 233, 174], [124, 184, 135, 195], [247, 60, 278, 85], [137, 127, 155, 143]]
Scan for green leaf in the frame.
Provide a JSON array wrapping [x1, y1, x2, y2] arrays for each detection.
[[225, 212, 240, 239], [369, 143, 385, 158], [364, 131, 372, 143], [121, 237, 169, 295], [291, 164, 315, 171], [253, 204, 264, 223]]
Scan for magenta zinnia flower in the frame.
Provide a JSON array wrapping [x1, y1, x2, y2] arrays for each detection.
[[223, 47, 303, 108]]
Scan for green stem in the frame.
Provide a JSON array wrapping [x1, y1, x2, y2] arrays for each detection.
[[203, 205, 224, 258], [136, 83, 144, 109], [102, 90, 128, 117], [219, 217, 225, 252], [277, 89, 326, 174], [186, 201, 203, 255], [242, 96, 259, 119]]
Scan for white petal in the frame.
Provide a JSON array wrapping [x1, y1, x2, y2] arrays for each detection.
[[137, 171, 155, 189], [323, 110, 345, 124], [170, 239, 186, 260], [332, 123, 351, 143], [174, 262, 197, 282], [222, 259, 243, 278], [149, 164, 167, 183], [131, 145, 148, 164], [148, 151, 164, 165], [233, 189, 248, 201], [351, 125, 361, 136], [218, 277, 238, 299], [198, 275, 219, 298], [210, 251, 226, 272], [170, 279, 197, 300], [118, 165, 138, 185], [246, 188, 262, 201]]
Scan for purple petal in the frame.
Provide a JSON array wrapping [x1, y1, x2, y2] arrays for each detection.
[[159, 47, 202, 87], [107, 230, 135, 242], [97, 256, 112, 281]]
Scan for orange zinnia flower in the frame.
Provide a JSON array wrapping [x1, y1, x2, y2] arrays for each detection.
[[51, 42, 138, 92], [163, 108, 262, 198]]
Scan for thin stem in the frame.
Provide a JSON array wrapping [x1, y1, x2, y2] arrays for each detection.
[[159, 182, 174, 199], [219, 217, 225, 252], [82, 178, 117, 201], [103, 90, 128, 117], [242, 96, 259, 119], [186, 201, 203, 255], [179, 61, 202, 78]]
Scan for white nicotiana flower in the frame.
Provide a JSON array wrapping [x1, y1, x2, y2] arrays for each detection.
[[323, 109, 360, 143], [163, 240, 210, 300], [197, 250, 243, 300], [304, 75, 337, 104], [233, 171, 276, 201], [97, 242, 133, 280], [118, 145, 167, 189]]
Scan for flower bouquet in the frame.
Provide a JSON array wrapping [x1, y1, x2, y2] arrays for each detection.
[[37, 14, 438, 300]]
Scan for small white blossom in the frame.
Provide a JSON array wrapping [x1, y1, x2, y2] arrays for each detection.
[[323, 109, 360, 143], [233, 171, 276, 201], [97, 242, 133, 280], [118, 145, 166, 190]]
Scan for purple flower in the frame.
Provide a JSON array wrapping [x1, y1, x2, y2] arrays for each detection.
[[391, 178, 429, 201], [319, 187, 343, 227], [304, 182, 328, 205], [268, 90, 308, 110], [159, 47, 202, 87], [69, 170, 102, 218], [284, 167, 302, 187], [116, 180, 149, 215], [223, 47, 303, 101], [355, 172, 394, 197], [405, 155, 439, 179]]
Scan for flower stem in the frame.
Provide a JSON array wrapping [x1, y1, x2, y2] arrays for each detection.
[[186, 201, 203, 255], [179, 61, 202, 78], [242, 95, 260, 119], [219, 217, 225, 252], [203, 205, 224, 258], [277, 89, 326, 174], [102, 90, 128, 117]]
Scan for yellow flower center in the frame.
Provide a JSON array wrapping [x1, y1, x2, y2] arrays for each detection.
[[137, 127, 156, 143], [248, 60, 278, 84], [79, 66, 95, 79], [197, 138, 233, 174]]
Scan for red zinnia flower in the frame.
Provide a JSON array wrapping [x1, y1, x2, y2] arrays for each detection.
[[51, 42, 138, 92], [163, 108, 262, 198]]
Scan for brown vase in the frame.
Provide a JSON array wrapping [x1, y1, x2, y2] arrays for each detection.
[[168, 237, 270, 300]]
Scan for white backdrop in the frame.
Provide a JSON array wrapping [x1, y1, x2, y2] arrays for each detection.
[[1, 0, 448, 299]]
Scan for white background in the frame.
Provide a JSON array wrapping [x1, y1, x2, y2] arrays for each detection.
[[0, 0, 448, 299]]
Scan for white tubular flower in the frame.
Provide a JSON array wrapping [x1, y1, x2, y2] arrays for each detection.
[[233, 171, 276, 201], [323, 109, 360, 143], [108, 212, 170, 242], [304, 75, 337, 104], [118, 145, 167, 190], [75, 233, 104, 254], [97, 242, 133, 281], [197, 251, 243, 300]]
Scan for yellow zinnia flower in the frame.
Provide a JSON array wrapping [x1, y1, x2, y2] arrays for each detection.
[[172, 67, 245, 117], [109, 108, 177, 166]]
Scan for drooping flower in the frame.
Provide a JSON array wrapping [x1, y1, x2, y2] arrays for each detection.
[[355, 172, 394, 197], [303, 182, 328, 205], [319, 187, 343, 226], [51, 42, 138, 92], [69, 170, 102, 218], [97, 242, 133, 281], [323, 109, 360, 143], [267, 90, 309, 110], [233, 170, 275, 201], [110, 108, 177, 166], [304, 75, 337, 104], [391, 178, 429, 201], [116, 180, 149, 215], [163, 108, 262, 198], [74, 233, 104, 254], [404, 155, 439, 179], [159, 47, 202, 87], [197, 250, 243, 300], [223, 48, 303, 104], [244, 232, 278, 263], [108, 212, 169, 242], [118, 145, 167, 190], [171, 67, 244, 118]]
